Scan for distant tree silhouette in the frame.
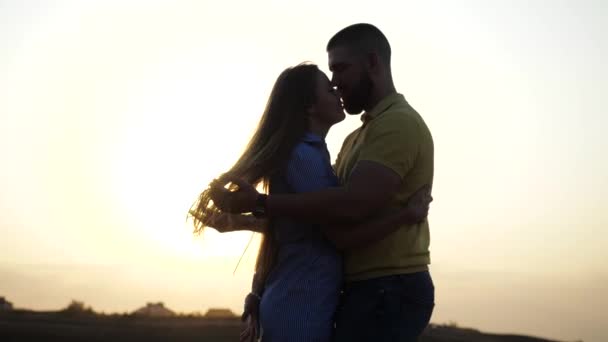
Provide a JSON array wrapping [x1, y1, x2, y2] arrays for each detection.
[[203, 308, 237, 319], [133, 302, 175, 317], [0, 296, 13, 311], [61, 300, 95, 316]]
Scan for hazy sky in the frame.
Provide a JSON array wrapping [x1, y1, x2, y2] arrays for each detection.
[[1, 1, 606, 341]]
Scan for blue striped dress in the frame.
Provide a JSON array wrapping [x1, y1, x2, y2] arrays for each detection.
[[259, 132, 343, 342]]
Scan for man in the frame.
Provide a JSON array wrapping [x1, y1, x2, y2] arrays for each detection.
[[212, 23, 435, 341]]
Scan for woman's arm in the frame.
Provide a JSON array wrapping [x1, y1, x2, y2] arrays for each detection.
[[322, 185, 432, 251], [322, 208, 417, 251]]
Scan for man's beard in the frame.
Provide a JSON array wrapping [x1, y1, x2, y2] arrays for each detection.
[[344, 73, 372, 115]]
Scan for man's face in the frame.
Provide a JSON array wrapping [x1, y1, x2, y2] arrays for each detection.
[[328, 46, 372, 115]]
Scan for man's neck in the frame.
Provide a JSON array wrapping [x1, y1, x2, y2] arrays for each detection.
[[364, 80, 397, 113]]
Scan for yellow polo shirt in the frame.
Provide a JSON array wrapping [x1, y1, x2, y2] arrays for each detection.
[[335, 93, 434, 282]]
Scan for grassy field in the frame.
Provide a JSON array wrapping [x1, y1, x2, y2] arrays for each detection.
[[0, 311, 561, 342]]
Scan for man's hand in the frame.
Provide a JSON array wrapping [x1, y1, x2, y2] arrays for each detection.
[[209, 174, 259, 213], [403, 184, 433, 223]]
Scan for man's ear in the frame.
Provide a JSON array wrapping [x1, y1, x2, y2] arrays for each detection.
[[367, 52, 380, 71]]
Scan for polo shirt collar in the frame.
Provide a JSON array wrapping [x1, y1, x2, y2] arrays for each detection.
[[361, 93, 406, 122]]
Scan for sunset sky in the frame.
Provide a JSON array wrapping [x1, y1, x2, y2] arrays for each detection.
[[1, 1, 606, 341]]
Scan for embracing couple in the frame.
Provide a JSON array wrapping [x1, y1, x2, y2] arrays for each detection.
[[190, 23, 435, 342]]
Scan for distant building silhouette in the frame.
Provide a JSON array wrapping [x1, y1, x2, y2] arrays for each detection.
[[133, 302, 175, 317], [0, 297, 13, 311], [204, 308, 236, 319]]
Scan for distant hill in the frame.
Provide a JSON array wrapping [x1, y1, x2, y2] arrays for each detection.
[[0, 310, 563, 342], [423, 324, 563, 342]]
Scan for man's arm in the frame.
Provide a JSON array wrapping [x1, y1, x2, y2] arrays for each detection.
[[266, 160, 401, 223], [211, 114, 417, 224], [212, 161, 401, 224], [265, 115, 418, 223]]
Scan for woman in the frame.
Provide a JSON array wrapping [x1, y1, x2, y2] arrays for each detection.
[[189, 63, 431, 341]]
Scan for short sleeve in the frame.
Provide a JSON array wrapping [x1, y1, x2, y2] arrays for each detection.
[[286, 143, 334, 193], [357, 114, 419, 178]]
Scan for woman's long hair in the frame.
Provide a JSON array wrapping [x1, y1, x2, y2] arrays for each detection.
[[190, 63, 320, 282]]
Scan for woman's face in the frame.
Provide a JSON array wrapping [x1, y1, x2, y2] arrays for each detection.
[[311, 71, 346, 125]]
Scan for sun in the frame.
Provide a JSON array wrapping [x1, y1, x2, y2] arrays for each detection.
[[98, 45, 278, 261], [109, 122, 257, 259]]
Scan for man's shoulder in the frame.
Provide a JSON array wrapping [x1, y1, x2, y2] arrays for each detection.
[[374, 102, 428, 133], [370, 107, 417, 132], [387, 100, 421, 119], [342, 127, 362, 144]]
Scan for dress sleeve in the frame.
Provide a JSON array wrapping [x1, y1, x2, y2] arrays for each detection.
[[285, 143, 335, 193]]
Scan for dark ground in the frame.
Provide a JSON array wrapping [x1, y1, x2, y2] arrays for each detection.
[[0, 311, 562, 342]]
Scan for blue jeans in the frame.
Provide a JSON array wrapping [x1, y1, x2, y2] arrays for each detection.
[[333, 271, 435, 342]]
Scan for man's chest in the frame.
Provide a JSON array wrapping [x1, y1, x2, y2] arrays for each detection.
[[335, 127, 372, 181]]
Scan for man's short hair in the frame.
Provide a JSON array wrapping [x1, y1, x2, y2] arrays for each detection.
[[326, 23, 391, 65]]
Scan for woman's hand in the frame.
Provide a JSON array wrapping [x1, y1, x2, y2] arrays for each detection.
[[200, 211, 238, 233], [209, 174, 259, 214], [403, 184, 433, 223], [240, 314, 259, 342], [200, 211, 267, 233], [240, 292, 261, 342]]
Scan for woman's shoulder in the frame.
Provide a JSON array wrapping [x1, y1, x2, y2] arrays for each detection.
[[283, 139, 335, 192], [290, 140, 326, 162]]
